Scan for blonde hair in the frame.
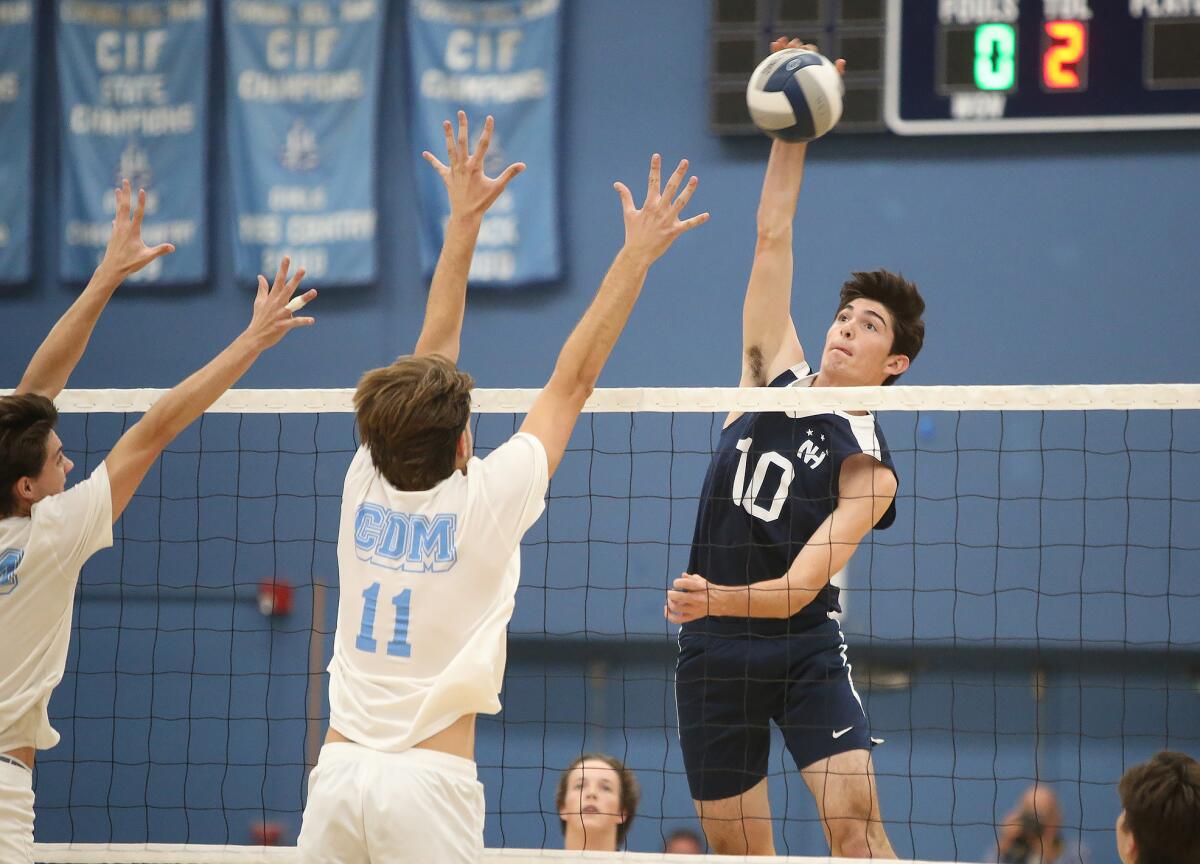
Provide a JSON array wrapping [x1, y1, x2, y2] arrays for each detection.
[[353, 354, 474, 491]]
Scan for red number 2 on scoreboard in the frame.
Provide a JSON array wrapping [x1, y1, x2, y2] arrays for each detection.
[[1043, 20, 1087, 90]]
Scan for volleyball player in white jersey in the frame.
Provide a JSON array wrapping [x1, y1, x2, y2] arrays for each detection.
[[0, 183, 315, 863], [297, 113, 709, 864]]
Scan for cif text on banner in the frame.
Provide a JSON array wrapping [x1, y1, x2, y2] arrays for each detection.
[[224, 0, 383, 286], [409, 0, 562, 288], [57, 0, 209, 283]]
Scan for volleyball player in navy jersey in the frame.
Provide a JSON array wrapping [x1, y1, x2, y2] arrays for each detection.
[[664, 37, 926, 859]]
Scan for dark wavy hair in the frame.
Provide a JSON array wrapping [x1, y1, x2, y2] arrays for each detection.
[[0, 394, 58, 517], [838, 269, 925, 385]]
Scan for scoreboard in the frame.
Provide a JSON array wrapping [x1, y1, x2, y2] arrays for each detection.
[[885, 0, 1200, 134]]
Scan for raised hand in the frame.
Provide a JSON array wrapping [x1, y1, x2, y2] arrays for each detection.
[[422, 111, 525, 219], [244, 257, 317, 351], [99, 179, 176, 279], [770, 35, 846, 75], [613, 154, 709, 266]]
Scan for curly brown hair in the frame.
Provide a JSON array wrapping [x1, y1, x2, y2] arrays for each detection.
[[555, 753, 641, 848], [353, 354, 474, 492]]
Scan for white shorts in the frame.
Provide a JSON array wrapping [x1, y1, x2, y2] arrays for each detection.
[[298, 743, 485, 864], [0, 758, 34, 864]]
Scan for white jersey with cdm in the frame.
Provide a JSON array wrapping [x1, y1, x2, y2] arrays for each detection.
[[0, 464, 112, 754], [0, 465, 112, 864], [327, 433, 548, 752]]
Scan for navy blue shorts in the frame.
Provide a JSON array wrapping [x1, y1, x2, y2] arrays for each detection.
[[675, 618, 875, 802]]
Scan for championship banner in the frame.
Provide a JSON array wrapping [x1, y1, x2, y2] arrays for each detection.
[[224, 0, 383, 286], [57, 0, 209, 283], [0, 1, 34, 283], [409, 0, 562, 287]]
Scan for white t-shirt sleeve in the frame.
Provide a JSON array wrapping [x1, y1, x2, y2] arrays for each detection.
[[476, 432, 549, 539], [31, 463, 114, 572]]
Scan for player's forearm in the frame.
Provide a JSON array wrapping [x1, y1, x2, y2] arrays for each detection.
[[16, 262, 124, 398], [716, 508, 869, 619], [755, 140, 807, 238], [546, 248, 649, 395], [413, 213, 484, 363], [740, 142, 806, 366], [135, 334, 263, 448]]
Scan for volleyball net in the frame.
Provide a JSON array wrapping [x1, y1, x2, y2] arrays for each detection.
[[21, 384, 1200, 863]]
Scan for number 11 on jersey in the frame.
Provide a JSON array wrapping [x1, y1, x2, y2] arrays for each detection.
[[356, 582, 413, 658]]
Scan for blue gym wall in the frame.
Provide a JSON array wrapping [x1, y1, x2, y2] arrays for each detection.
[[5, 2, 1200, 861]]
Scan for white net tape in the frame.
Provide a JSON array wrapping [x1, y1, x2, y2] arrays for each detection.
[[3, 383, 1199, 414], [32, 844, 980, 864]]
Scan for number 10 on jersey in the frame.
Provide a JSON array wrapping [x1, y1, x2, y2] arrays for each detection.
[[356, 582, 412, 658]]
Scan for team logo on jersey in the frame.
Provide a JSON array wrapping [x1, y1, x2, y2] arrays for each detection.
[[0, 548, 23, 595], [353, 506, 457, 573], [798, 429, 828, 469]]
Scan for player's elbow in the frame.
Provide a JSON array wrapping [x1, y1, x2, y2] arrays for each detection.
[[753, 225, 792, 249], [545, 369, 593, 411]]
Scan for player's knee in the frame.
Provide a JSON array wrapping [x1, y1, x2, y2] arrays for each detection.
[[702, 818, 774, 856], [826, 812, 889, 858]]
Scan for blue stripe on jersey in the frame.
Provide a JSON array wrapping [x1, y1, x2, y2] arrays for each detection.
[[684, 367, 897, 638]]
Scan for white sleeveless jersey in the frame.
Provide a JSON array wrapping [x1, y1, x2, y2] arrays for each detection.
[[328, 433, 548, 752], [0, 465, 112, 752]]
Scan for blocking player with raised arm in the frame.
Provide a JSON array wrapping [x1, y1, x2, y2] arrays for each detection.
[[0, 183, 315, 864], [297, 112, 708, 864], [664, 39, 925, 859]]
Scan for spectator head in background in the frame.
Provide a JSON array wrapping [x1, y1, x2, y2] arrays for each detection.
[[663, 827, 705, 854], [1116, 750, 1200, 864], [556, 754, 640, 851], [998, 784, 1065, 864]]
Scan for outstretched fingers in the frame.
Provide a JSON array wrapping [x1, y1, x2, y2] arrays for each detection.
[[677, 210, 711, 234], [270, 256, 292, 297], [645, 153, 661, 204], [422, 150, 450, 177], [132, 188, 147, 231], [660, 159, 689, 204], [473, 114, 495, 162], [442, 119, 457, 168], [114, 179, 131, 224], [613, 181, 635, 214], [456, 110, 469, 162], [495, 161, 526, 189]]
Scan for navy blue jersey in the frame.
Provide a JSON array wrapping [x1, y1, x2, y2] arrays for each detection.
[[684, 363, 897, 637]]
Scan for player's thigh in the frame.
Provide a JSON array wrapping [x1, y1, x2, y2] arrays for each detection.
[[0, 763, 34, 864], [693, 776, 775, 857], [675, 633, 778, 801], [298, 748, 372, 864], [363, 752, 485, 864], [777, 624, 873, 774]]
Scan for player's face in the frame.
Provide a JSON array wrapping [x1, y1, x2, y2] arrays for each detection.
[[559, 759, 624, 838], [27, 431, 73, 504], [819, 299, 909, 386]]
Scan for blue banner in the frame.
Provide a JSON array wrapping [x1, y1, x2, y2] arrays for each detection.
[[224, 0, 383, 286], [409, 0, 562, 287], [56, 0, 209, 284], [0, 2, 35, 283]]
